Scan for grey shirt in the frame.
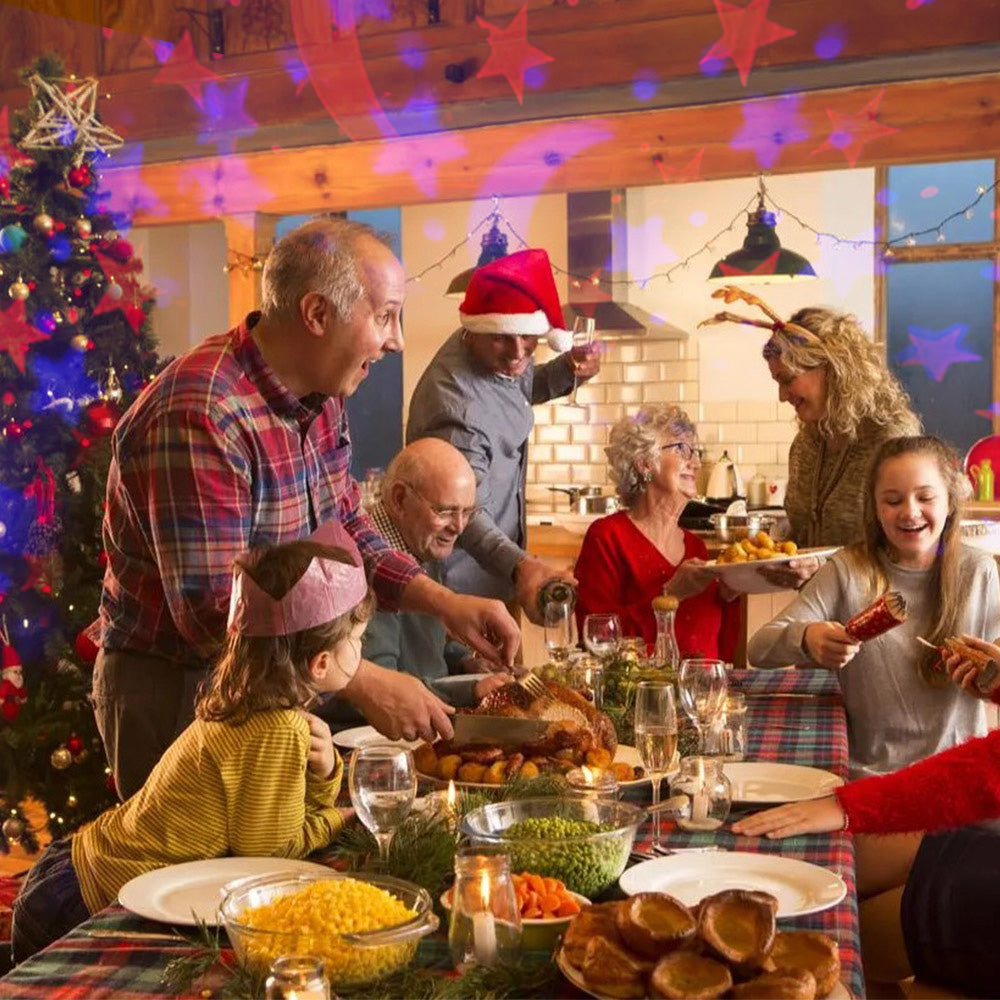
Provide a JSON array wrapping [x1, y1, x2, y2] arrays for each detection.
[[406, 330, 575, 601], [747, 545, 998, 778]]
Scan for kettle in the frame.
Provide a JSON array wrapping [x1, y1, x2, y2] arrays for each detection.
[[705, 450, 744, 502]]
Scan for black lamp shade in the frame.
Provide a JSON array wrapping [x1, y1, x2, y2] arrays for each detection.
[[445, 220, 509, 298], [709, 206, 816, 283]]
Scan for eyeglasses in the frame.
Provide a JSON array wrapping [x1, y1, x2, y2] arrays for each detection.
[[402, 482, 483, 525], [660, 442, 704, 462]]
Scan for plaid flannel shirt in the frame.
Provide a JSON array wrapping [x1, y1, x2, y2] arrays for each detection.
[[97, 314, 422, 667]]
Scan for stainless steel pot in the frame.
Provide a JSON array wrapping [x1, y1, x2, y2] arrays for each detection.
[[548, 486, 620, 515], [710, 512, 773, 543]]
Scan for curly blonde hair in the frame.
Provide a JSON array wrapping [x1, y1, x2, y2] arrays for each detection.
[[847, 435, 967, 686], [198, 540, 376, 726], [605, 404, 697, 509], [763, 307, 919, 442]]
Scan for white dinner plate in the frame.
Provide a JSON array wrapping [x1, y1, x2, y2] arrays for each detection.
[[556, 947, 851, 999], [724, 762, 844, 803], [118, 857, 335, 926], [704, 546, 839, 593], [417, 744, 671, 790], [618, 851, 846, 918], [332, 725, 422, 751]]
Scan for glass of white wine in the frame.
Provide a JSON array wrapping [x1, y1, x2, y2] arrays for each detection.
[[678, 658, 729, 754], [566, 316, 596, 407], [633, 680, 678, 852], [348, 743, 416, 863], [543, 600, 576, 670]]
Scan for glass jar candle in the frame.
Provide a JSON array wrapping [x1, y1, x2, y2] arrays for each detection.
[[669, 756, 732, 832], [708, 692, 747, 762], [448, 846, 521, 969], [264, 956, 330, 1000], [565, 765, 620, 803], [566, 655, 605, 709]]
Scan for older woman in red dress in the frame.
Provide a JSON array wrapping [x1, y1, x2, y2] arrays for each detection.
[[574, 403, 739, 660]]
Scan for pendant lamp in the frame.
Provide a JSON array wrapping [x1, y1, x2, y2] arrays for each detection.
[[709, 178, 817, 283], [445, 216, 509, 298]]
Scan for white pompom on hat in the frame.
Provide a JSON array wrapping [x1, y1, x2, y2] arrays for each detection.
[[459, 248, 573, 352]]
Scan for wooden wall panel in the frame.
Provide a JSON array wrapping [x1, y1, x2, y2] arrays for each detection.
[[220, 0, 295, 56], [0, 5, 100, 90]]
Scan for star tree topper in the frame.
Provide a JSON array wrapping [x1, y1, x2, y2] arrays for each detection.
[[20, 75, 124, 161]]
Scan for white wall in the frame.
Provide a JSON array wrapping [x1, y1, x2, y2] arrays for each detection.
[[129, 222, 229, 360]]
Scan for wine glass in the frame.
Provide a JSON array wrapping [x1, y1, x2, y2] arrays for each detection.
[[633, 681, 678, 852], [566, 316, 596, 408], [348, 743, 416, 863], [543, 600, 576, 669], [583, 613, 622, 660], [677, 658, 729, 754]]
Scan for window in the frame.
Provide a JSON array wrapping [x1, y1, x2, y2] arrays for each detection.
[[878, 159, 999, 461]]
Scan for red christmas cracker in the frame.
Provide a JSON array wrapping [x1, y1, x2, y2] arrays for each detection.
[[844, 591, 907, 642]]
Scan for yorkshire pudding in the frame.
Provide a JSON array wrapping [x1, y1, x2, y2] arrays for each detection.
[[615, 892, 697, 959], [697, 889, 777, 974], [769, 931, 841, 997], [731, 968, 818, 999], [580, 934, 648, 999], [562, 900, 624, 968], [649, 951, 733, 1000]]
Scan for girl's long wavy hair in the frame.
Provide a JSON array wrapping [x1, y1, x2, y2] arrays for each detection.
[[844, 435, 967, 686], [764, 307, 920, 442], [197, 540, 376, 725]]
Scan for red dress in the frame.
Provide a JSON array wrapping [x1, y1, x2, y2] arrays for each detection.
[[573, 511, 738, 661]]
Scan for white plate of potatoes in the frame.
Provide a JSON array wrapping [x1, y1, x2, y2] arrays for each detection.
[[705, 544, 839, 594]]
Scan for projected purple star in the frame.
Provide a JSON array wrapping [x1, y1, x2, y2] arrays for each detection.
[[729, 93, 809, 169], [197, 79, 258, 155], [894, 323, 982, 382]]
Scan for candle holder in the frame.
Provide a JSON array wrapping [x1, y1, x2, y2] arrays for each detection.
[[566, 655, 605, 709], [264, 955, 331, 1000], [426, 779, 460, 831], [669, 756, 731, 832], [565, 765, 620, 805], [448, 846, 521, 969], [707, 692, 747, 761]]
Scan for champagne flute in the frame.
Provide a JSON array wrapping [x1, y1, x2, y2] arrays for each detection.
[[543, 600, 576, 669], [583, 613, 622, 659], [634, 681, 678, 852], [348, 743, 416, 863], [566, 316, 596, 408], [677, 658, 729, 754]]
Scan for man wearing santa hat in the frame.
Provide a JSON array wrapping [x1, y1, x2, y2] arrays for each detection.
[[407, 248, 600, 622]]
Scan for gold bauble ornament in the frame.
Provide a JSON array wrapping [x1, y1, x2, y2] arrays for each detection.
[[71, 334, 88, 352], [66, 794, 78, 808], [51, 746, 73, 770], [2, 816, 25, 842], [34, 212, 54, 235], [75, 217, 92, 238], [8, 279, 29, 301]]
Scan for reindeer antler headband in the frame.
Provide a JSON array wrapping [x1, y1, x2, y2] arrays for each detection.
[[697, 285, 821, 349]]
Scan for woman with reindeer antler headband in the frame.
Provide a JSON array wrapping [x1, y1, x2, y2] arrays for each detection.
[[700, 287, 919, 587]]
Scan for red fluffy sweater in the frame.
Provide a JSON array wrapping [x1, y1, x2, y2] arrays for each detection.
[[836, 728, 1000, 833]]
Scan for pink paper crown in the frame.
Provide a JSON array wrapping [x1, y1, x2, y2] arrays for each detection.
[[227, 521, 369, 637]]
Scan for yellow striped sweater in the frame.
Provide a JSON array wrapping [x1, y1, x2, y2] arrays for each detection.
[[72, 708, 343, 912]]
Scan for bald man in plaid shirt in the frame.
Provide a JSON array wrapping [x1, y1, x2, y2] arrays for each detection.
[[93, 218, 520, 799]]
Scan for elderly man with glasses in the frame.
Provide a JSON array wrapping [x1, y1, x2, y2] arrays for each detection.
[[317, 438, 514, 732]]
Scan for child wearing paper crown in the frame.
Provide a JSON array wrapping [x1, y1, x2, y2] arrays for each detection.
[[12, 521, 374, 962]]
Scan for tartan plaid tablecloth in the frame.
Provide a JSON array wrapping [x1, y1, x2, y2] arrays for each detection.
[[0, 668, 863, 999]]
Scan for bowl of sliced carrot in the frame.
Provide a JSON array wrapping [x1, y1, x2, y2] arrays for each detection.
[[441, 871, 588, 953]]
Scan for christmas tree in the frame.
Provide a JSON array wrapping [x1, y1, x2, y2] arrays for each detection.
[[0, 55, 161, 852]]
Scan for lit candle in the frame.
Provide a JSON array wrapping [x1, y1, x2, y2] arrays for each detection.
[[691, 758, 709, 824], [472, 872, 498, 965], [446, 778, 457, 828]]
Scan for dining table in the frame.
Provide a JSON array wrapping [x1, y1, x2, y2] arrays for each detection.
[[0, 666, 862, 1000]]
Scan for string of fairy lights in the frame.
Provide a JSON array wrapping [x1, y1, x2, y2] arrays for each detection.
[[406, 175, 1000, 289]]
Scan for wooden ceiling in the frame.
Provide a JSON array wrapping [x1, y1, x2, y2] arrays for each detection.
[[1, 0, 998, 223]]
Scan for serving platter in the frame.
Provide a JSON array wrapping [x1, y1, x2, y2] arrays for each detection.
[[555, 948, 850, 1000], [703, 547, 839, 594], [417, 744, 674, 790]]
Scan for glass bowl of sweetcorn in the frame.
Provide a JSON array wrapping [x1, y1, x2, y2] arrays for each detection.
[[219, 870, 439, 987]]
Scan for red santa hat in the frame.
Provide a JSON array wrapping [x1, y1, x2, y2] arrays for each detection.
[[459, 248, 573, 352]]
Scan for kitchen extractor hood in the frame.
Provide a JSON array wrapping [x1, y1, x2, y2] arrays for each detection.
[[563, 189, 689, 341]]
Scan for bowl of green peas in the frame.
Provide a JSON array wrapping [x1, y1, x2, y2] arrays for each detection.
[[459, 798, 643, 899]]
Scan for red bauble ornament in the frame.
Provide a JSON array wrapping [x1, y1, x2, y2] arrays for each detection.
[[74, 629, 99, 665], [66, 734, 84, 755], [67, 164, 92, 189], [0, 176, 9, 200], [98, 550, 109, 569], [6, 422, 22, 440], [84, 400, 120, 436], [1, 392, 14, 405]]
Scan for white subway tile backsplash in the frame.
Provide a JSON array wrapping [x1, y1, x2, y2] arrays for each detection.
[[642, 341, 680, 362], [546, 463, 571, 483], [553, 405, 588, 424], [606, 384, 643, 403], [739, 443, 779, 465], [589, 404, 625, 426], [572, 424, 609, 444], [756, 421, 798, 443], [737, 401, 778, 422], [596, 362, 623, 383], [574, 384, 606, 404], [642, 381, 678, 403], [624, 363, 662, 382], [554, 444, 587, 463], [536, 424, 569, 444], [721, 424, 757, 443], [615, 345, 643, 363], [531, 444, 553, 464], [572, 464, 610, 484]]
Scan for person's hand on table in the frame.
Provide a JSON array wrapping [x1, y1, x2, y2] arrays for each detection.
[[756, 555, 823, 591], [514, 556, 576, 626], [731, 795, 846, 839], [664, 558, 715, 602], [803, 622, 860, 670], [943, 634, 1000, 700], [439, 591, 520, 667], [301, 711, 338, 779], [341, 660, 455, 742]]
